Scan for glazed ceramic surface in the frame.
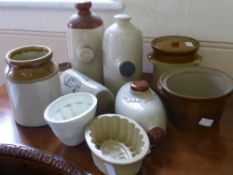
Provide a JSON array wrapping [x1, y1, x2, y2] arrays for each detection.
[[115, 80, 167, 145], [148, 36, 201, 90], [67, 27, 104, 83], [5, 45, 61, 127], [60, 69, 114, 114], [150, 57, 201, 90], [103, 14, 142, 95], [85, 114, 149, 175], [44, 93, 97, 146], [158, 66, 233, 132], [67, 1, 104, 83]]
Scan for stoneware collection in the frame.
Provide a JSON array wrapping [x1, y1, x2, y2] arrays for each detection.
[[4, 1, 233, 175]]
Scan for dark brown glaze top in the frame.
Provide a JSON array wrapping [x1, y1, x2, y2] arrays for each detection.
[[131, 80, 149, 92], [67, 1, 103, 29]]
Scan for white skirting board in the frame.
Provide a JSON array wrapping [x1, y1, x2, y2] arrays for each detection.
[[1, 29, 233, 85]]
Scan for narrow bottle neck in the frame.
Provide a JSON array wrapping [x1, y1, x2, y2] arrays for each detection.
[[78, 10, 91, 16], [114, 14, 131, 27], [116, 19, 131, 26]]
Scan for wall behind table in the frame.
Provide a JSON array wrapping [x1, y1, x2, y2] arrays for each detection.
[[1, 0, 233, 42]]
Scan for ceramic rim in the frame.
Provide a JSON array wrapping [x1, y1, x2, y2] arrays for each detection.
[[44, 92, 97, 124], [159, 66, 233, 100], [85, 114, 150, 165]]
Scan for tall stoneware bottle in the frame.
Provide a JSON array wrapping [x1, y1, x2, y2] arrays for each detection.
[[67, 1, 104, 83], [103, 14, 142, 95]]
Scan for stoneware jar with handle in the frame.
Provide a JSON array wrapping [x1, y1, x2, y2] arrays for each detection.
[[5, 45, 61, 127], [103, 14, 142, 95], [67, 1, 104, 83]]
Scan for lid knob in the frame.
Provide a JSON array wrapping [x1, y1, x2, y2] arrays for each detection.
[[130, 80, 149, 92], [171, 41, 180, 48]]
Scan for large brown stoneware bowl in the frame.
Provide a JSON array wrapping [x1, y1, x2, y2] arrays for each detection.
[[0, 144, 88, 175], [158, 67, 233, 132]]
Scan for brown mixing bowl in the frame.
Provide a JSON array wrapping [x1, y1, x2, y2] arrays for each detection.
[[158, 66, 233, 132]]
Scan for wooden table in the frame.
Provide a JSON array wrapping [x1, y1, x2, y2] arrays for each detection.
[[0, 84, 233, 175]]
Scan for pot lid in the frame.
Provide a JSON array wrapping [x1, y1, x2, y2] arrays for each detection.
[[151, 36, 200, 55]]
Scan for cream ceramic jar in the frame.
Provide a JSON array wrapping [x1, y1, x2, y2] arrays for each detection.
[[103, 14, 142, 95], [115, 80, 167, 145], [67, 1, 104, 83], [5, 45, 61, 127]]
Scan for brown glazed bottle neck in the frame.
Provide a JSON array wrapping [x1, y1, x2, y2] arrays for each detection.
[[67, 1, 103, 29], [76, 1, 91, 16], [131, 80, 149, 92]]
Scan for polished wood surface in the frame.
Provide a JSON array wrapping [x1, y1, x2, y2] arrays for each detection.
[[0, 84, 233, 175]]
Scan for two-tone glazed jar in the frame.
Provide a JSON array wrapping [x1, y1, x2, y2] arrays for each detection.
[[115, 80, 167, 145], [148, 36, 201, 90], [67, 1, 104, 83], [5, 45, 61, 127]]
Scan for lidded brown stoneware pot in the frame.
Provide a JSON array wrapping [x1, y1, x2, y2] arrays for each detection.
[[148, 36, 201, 90], [5, 45, 61, 127]]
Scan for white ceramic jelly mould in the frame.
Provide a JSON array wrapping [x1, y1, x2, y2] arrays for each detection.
[[85, 114, 150, 175], [44, 92, 97, 146], [44, 93, 97, 122]]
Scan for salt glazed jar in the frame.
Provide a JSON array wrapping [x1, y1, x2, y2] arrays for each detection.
[[103, 14, 142, 95], [5, 45, 61, 127], [67, 1, 104, 83], [115, 80, 167, 145]]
